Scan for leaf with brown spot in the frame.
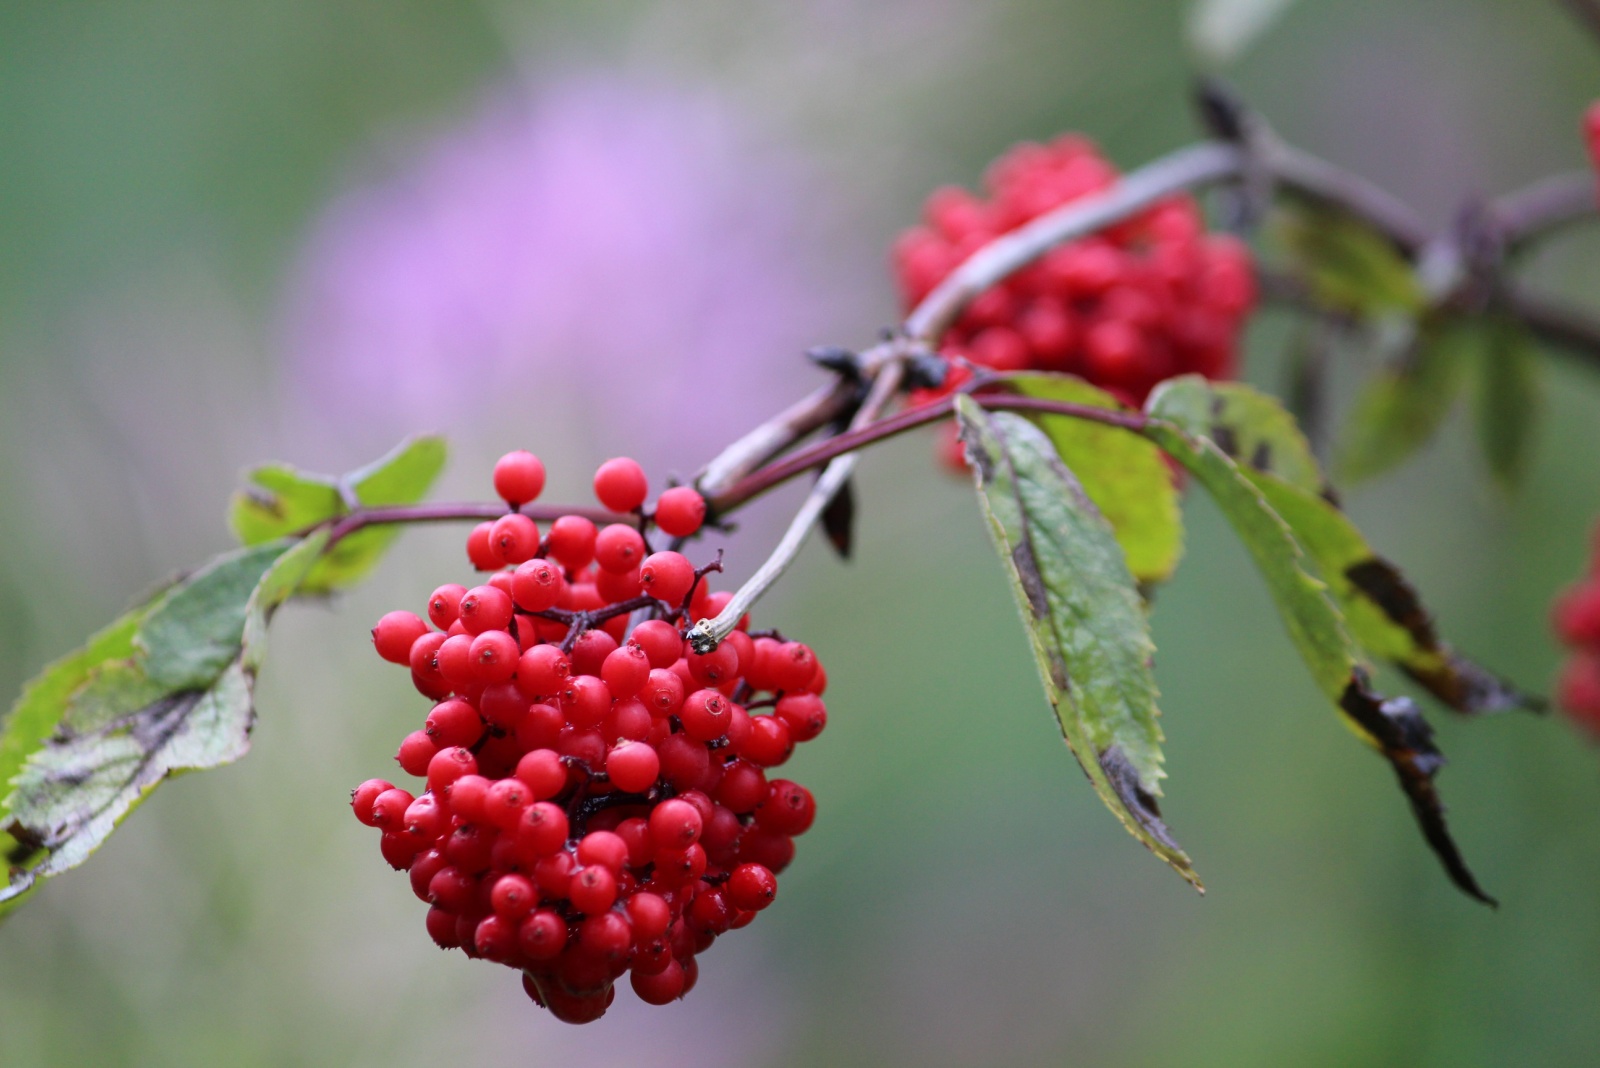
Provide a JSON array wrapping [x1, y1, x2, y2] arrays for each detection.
[[1140, 412, 1493, 903], [956, 396, 1198, 890]]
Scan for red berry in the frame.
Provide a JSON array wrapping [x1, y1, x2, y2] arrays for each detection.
[[775, 692, 827, 742], [425, 698, 483, 749], [1553, 582, 1600, 649], [517, 802, 570, 856], [474, 914, 516, 962], [447, 774, 491, 824], [466, 522, 500, 571], [687, 642, 740, 688], [351, 779, 394, 826], [422, 588, 467, 629], [594, 457, 649, 513], [546, 515, 598, 571], [489, 513, 540, 566], [369, 787, 415, 832], [519, 909, 568, 960], [469, 630, 520, 684], [426, 746, 477, 794], [726, 863, 778, 912], [561, 675, 612, 729], [402, 794, 447, 843], [600, 644, 651, 699], [569, 866, 619, 914], [757, 779, 816, 836], [517, 644, 571, 698], [631, 959, 685, 1005], [739, 715, 793, 768], [649, 798, 703, 850], [511, 748, 565, 801], [770, 642, 818, 692], [657, 734, 710, 790], [641, 668, 686, 716], [576, 830, 630, 874], [629, 620, 682, 669], [594, 524, 647, 574], [578, 910, 633, 960], [396, 730, 438, 777], [458, 585, 514, 635], [484, 777, 532, 830], [653, 486, 706, 537], [571, 629, 620, 679], [373, 611, 430, 664], [511, 559, 565, 612], [639, 551, 695, 605], [605, 740, 661, 793], [714, 761, 767, 815], [493, 450, 547, 506], [679, 689, 732, 742], [1559, 652, 1600, 735]]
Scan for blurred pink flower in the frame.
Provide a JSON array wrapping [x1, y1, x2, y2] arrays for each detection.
[[281, 73, 874, 469]]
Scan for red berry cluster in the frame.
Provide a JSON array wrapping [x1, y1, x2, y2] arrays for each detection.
[[1583, 102, 1600, 197], [894, 135, 1256, 461], [1553, 526, 1600, 735], [352, 452, 828, 1024]]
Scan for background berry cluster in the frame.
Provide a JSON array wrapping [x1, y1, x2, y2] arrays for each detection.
[[351, 453, 827, 1024], [1554, 525, 1600, 736], [894, 134, 1256, 413]]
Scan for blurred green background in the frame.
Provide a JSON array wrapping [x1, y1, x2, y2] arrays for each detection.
[[3, 1, 1600, 1065]]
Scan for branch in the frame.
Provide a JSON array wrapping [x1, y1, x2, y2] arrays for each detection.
[[1496, 171, 1596, 250], [906, 142, 1246, 342], [323, 501, 625, 549], [689, 356, 911, 652]]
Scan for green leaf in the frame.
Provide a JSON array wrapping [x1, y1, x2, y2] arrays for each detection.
[[228, 464, 342, 546], [0, 603, 160, 904], [0, 534, 326, 915], [1005, 373, 1185, 584], [1336, 317, 1471, 484], [1472, 318, 1541, 491], [954, 395, 1200, 891], [303, 435, 447, 594], [1249, 475, 1539, 716], [137, 542, 293, 690], [1147, 375, 1323, 494], [228, 435, 447, 594], [1276, 204, 1426, 317], [1140, 412, 1494, 903]]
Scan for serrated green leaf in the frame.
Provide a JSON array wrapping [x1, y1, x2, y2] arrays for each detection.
[[1147, 375, 1323, 494], [137, 542, 293, 690], [1141, 413, 1493, 903], [955, 395, 1199, 891], [303, 435, 447, 594], [228, 463, 342, 546], [1276, 204, 1425, 317], [1472, 319, 1541, 491], [1336, 317, 1471, 484], [0, 533, 327, 915], [1005, 373, 1184, 584]]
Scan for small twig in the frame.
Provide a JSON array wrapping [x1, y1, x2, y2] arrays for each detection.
[[690, 358, 910, 652], [1495, 171, 1596, 250]]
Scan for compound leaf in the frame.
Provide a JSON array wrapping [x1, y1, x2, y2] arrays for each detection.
[[1337, 317, 1471, 484]]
